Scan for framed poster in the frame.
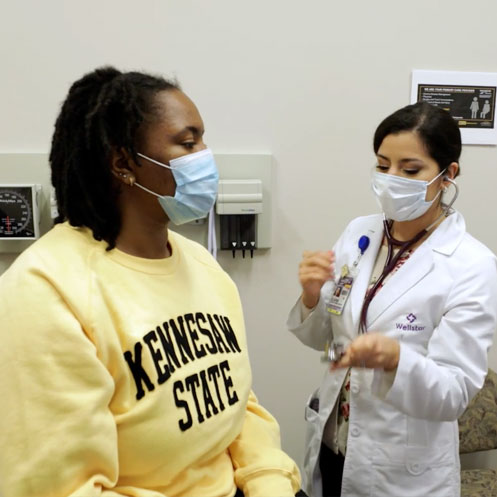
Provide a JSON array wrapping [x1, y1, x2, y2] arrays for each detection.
[[411, 70, 497, 145]]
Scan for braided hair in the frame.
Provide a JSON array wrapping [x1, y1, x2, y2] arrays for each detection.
[[49, 66, 180, 249]]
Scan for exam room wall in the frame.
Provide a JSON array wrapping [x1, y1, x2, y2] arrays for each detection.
[[1, 0, 496, 471]]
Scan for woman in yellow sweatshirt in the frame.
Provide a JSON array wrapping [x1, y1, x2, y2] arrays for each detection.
[[0, 67, 301, 497]]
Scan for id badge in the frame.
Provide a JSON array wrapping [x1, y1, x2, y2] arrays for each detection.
[[326, 265, 354, 315]]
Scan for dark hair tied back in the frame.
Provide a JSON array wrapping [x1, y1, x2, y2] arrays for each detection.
[[49, 66, 179, 249], [373, 102, 462, 176]]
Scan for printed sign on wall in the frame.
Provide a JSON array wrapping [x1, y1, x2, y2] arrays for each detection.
[[411, 70, 497, 145]]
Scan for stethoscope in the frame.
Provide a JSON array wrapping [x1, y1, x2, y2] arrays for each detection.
[[358, 176, 459, 333]]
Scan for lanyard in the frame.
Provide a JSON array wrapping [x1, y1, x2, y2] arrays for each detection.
[[358, 219, 427, 333]]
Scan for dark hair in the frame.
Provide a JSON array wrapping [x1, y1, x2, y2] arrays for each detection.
[[49, 66, 180, 249], [373, 102, 461, 176]]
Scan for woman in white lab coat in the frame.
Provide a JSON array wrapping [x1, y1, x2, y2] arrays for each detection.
[[287, 102, 497, 497]]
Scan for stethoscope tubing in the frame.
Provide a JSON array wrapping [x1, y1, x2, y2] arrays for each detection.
[[358, 220, 427, 333]]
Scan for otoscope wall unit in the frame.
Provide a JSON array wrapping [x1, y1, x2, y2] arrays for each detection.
[[215, 154, 272, 256], [217, 179, 262, 258]]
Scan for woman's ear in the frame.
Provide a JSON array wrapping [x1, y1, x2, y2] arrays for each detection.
[[443, 162, 459, 185], [110, 147, 136, 186]]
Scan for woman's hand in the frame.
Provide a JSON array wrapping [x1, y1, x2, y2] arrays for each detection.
[[331, 333, 400, 372], [299, 250, 335, 309]]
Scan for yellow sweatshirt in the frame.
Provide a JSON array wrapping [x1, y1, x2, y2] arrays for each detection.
[[0, 223, 300, 497]]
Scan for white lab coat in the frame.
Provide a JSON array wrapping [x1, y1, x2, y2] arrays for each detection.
[[287, 211, 497, 497]]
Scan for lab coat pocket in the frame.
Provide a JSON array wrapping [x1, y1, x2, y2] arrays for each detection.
[[371, 442, 457, 497], [303, 390, 321, 487]]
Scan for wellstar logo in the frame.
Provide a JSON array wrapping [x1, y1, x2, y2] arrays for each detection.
[[395, 313, 425, 331]]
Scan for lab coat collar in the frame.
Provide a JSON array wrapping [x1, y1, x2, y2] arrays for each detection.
[[426, 210, 466, 256]]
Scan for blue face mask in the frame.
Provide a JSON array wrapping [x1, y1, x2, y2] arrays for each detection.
[[135, 148, 219, 225]]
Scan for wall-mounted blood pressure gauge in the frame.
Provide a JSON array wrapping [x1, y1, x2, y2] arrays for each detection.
[[0, 185, 42, 240]]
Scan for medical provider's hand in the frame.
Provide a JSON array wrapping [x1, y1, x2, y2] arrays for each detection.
[[299, 250, 335, 309], [330, 333, 400, 372]]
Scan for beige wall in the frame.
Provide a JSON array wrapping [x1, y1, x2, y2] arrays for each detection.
[[1, 0, 496, 469]]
